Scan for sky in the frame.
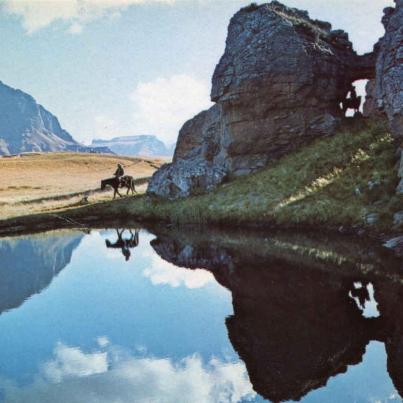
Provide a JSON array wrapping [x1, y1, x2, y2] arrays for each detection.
[[0, 0, 395, 145]]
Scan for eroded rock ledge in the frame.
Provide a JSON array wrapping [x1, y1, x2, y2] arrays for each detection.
[[148, 1, 402, 199]]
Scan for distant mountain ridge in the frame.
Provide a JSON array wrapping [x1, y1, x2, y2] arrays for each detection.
[[92, 135, 173, 157], [0, 80, 112, 155]]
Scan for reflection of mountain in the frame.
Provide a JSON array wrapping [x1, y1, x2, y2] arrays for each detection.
[[150, 226, 403, 402], [0, 231, 83, 314]]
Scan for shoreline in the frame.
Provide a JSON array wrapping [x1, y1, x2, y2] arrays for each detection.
[[0, 196, 399, 246]]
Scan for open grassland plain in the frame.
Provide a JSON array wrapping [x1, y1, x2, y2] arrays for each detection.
[[0, 152, 167, 220], [1, 119, 402, 238]]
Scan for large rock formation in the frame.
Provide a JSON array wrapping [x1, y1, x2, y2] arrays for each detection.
[[210, 2, 372, 173], [91, 135, 172, 157], [148, 1, 375, 199], [0, 80, 111, 156]]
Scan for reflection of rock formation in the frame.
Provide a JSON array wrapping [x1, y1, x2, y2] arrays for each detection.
[[150, 226, 403, 401], [0, 231, 83, 314]]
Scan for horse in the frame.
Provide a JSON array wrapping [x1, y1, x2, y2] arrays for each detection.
[[342, 96, 362, 115], [101, 175, 136, 199], [120, 175, 137, 195]]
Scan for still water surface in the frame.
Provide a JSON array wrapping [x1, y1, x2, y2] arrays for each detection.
[[0, 227, 401, 403]]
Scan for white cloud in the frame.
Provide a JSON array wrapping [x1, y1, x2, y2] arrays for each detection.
[[0, 0, 176, 34], [143, 253, 215, 289], [0, 342, 256, 403], [131, 74, 212, 144]]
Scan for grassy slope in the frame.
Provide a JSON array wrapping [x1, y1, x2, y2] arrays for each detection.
[[88, 118, 401, 233]]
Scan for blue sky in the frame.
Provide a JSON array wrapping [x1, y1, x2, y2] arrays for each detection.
[[0, 0, 394, 145]]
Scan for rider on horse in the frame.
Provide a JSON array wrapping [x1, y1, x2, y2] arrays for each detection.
[[114, 163, 124, 179]]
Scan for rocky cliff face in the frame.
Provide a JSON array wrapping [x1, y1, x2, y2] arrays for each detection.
[[373, 1, 403, 137], [147, 104, 228, 198], [372, 0, 403, 193], [91, 135, 171, 157], [148, 1, 376, 199]]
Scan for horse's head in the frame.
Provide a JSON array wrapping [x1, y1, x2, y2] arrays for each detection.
[[101, 179, 106, 190]]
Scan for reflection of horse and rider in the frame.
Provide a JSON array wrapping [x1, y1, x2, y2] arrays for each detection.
[[105, 229, 140, 261], [100, 163, 137, 199], [342, 84, 361, 115]]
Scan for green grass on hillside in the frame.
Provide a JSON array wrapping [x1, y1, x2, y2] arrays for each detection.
[[69, 118, 403, 232]]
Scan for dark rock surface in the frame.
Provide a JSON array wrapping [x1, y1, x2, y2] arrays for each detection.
[[372, 0, 403, 192], [373, 1, 403, 138], [149, 225, 403, 401], [148, 1, 376, 199], [91, 135, 171, 157]]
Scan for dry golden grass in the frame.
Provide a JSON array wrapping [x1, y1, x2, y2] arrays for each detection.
[[0, 152, 167, 220]]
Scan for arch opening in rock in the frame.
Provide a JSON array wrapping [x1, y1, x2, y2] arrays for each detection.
[[342, 79, 369, 117]]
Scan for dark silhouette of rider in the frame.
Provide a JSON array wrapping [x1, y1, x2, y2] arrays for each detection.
[[105, 229, 140, 261], [114, 163, 124, 178]]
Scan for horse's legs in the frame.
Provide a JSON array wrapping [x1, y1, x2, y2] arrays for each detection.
[[113, 185, 122, 198]]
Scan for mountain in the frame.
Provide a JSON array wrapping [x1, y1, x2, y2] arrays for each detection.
[[0, 80, 112, 156], [91, 135, 172, 157]]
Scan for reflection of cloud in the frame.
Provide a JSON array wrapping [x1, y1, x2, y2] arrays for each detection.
[[43, 342, 108, 383], [97, 336, 110, 348], [143, 254, 215, 289], [1, 342, 256, 403]]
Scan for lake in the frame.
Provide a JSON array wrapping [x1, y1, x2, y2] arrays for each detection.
[[0, 225, 402, 403]]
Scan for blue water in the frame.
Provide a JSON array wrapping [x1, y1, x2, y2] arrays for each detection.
[[0, 229, 400, 403]]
